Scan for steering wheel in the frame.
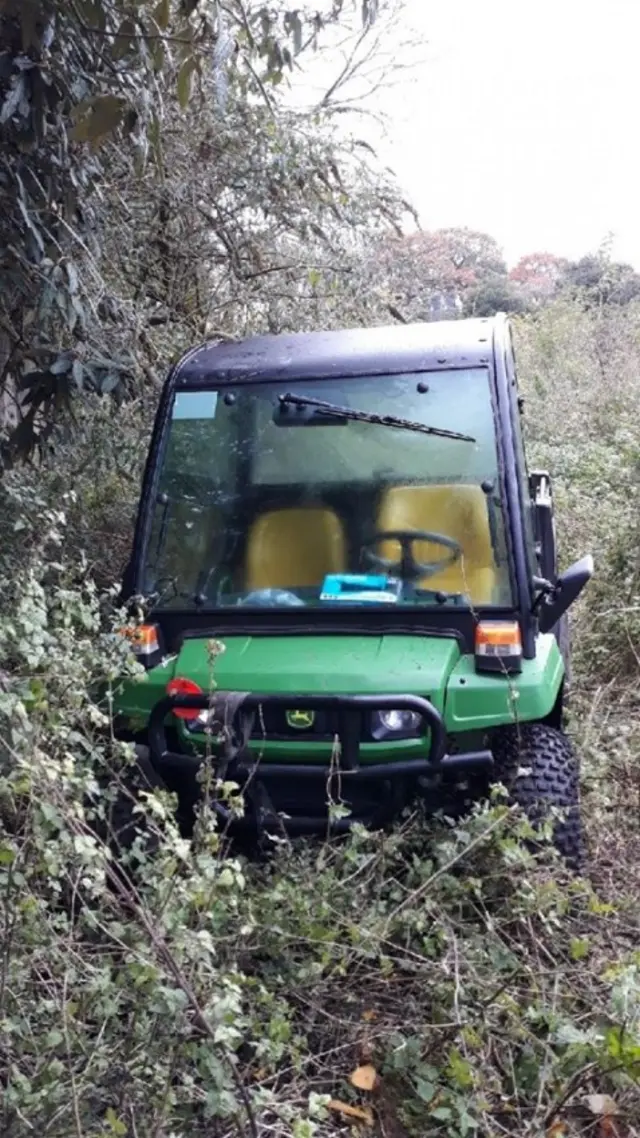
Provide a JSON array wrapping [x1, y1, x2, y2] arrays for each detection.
[[362, 529, 462, 582]]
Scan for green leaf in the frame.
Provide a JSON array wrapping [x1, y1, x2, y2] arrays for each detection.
[[1, 74, 27, 125], [66, 261, 79, 296], [153, 0, 170, 30], [112, 18, 137, 61], [71, 96, 126, 147], [72, 360, 85, 389], [177, 56, 197, 109], [50, 354, 73, 376], [446, 1048, 474, 1089], [16, 196, 44, 258], [104, 1108, 127, 1137], [287, 9, 303, 54], [265, 41, 284, 80], [570, 936, 590, 960], [74, 0, 106, 31], [175, 21, 195, 61], [431, 1107, 452, 1121], [151, 37, 166, 73], [99, 373, 121, 395], [149, 111, 164, 171], [604, 1025, 640, 1069], [415, 1077, 436, 1103]]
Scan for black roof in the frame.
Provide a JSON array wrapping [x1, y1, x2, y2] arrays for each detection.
[[172, 315, 504, 387]]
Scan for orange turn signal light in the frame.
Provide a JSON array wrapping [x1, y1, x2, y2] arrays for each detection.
[[475, 620, 522, 654], [474, 620, 522, 673], [120, 623, 160, 656]]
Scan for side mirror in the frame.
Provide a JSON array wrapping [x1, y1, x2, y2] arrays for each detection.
[[538, 554, 594, 634]]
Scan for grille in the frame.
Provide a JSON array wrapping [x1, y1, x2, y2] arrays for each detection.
[[248, 702, 431, 744], [250, 705, 340, 742]]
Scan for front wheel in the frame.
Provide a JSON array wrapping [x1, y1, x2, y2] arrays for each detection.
[[491, 723, 584, 870]]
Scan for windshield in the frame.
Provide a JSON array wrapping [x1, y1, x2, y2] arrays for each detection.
[[142, 368, 513, 611]]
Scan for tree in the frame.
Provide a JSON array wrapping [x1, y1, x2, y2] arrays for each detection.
[[428, 227, 507, 282], [102, 96, 402, 344], [462, 278, 528, 318], [0, 0, 401, 464], [509, 252, 568, 303], [366, 226, 508, 323], [562, 253, 640, 306]]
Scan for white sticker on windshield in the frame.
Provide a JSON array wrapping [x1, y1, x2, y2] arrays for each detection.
[[173, 391, 218, 420]]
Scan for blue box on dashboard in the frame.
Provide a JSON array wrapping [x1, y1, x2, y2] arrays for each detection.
[[319, 573, 402, 604]]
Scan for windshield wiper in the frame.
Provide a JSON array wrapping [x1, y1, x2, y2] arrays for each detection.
[[279, 393, 475, 442]]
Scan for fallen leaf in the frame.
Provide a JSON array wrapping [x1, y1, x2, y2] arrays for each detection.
[[328, 1099, 374, 1125], [599, 1119, 621, 1138], [350, 1063, 379, 1092], [584, 1095, 619, 1117], [547, 1120, 569, 1138]]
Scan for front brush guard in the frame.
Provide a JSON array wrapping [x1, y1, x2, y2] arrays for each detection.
[[147, 691, 493, 835]]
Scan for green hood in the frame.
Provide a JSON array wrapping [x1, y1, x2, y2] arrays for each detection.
[[171, 634, 460, 711]]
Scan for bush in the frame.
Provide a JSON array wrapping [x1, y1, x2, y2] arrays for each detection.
[[515, 299, 640, 679], [0, 533, 640, 1135], [2, 299, 640, 1135], [0, 398, 151, 593]]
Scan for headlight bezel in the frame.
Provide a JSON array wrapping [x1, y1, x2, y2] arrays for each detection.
[[370, 708, 424, 741]]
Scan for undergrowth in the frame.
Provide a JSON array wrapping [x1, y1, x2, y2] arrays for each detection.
[[1, 298, 640, 1136]]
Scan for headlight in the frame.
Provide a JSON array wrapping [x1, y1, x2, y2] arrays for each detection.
[[183, 709, 220, 736], [371, 709, 423, 739]]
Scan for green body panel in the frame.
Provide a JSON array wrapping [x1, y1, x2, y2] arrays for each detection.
[[445, 632, 564, 730], [115, 632, 564, 762]]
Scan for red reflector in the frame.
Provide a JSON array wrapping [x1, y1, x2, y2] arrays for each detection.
[[166, 677, 203, 720]]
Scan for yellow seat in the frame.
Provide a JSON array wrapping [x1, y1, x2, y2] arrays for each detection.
[[375, 484, 498, 603], [246, 506, 347, 590]]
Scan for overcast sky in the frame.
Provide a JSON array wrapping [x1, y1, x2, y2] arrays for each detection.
[[292, 0, 640, 269]]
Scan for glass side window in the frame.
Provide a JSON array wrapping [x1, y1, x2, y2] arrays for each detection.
[[142, 369, 514, 611]]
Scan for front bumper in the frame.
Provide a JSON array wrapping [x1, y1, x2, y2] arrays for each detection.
[[147, 691, 494, 835]]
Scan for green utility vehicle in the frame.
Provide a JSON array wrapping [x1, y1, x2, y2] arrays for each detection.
[[115, 314, 593, 865]]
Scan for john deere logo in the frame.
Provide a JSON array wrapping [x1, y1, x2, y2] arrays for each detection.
[[286, 709, 315, 730]]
